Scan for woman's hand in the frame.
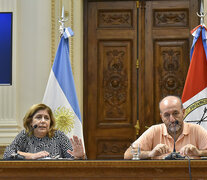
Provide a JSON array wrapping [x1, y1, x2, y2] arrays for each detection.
[[18, 151, 50, 159], [67, 135, 85, 159]]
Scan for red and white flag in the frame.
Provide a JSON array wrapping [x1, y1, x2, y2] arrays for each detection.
[[182, 25, 207, 129]]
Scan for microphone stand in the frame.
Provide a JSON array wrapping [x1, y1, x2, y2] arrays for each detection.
[[165, 121, 185, 160]]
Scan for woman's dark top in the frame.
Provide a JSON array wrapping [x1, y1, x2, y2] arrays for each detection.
[[3, 130, 73, 159]]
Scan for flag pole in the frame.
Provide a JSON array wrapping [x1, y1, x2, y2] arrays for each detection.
[[59, 6, 68, 36], [197, 0, 206, 26]]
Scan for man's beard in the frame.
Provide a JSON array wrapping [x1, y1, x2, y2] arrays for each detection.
[[168, 123, 181, 133]]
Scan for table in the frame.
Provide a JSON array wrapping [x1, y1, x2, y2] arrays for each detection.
[[0, 160, 206, 180]]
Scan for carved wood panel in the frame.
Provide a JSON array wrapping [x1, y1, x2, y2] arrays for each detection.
[[98, 9, 133, 28], [97, 138, 130, 159], [98, 41, 132, 126], [154, 9, 189, 27]]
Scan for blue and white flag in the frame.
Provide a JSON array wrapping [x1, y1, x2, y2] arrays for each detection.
[[43, 27, 84, 147]]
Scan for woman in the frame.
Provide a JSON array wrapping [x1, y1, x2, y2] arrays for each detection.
[[3, 104, 85, 160]]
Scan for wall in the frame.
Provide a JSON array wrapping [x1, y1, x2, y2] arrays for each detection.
[[0, 0, 51, 144], [17, 0, 51, 128], [0, 0, 83, 146], [0, 0, 19, 145]]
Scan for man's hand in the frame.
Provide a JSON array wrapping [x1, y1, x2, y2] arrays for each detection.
[[179, 144, 200, 157], [149, 144, 170, 158]]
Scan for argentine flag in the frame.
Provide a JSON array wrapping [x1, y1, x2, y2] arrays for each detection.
[[43, 27, 84, 147]]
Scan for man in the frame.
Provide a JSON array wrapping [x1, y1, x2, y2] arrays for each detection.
[[124, 95, 207, 159]]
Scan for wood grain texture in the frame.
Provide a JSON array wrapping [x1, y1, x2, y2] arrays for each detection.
[[0, 160, 206, 179]]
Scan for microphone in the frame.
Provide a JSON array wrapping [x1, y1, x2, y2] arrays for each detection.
[[25, 124, 38, 136], [165, 120, 185, 160], [31, 124, 38, 130], [10, 153, 25, 160], [32, 124, 37, 131], [173, 120, 178, 153], [27, 124, 38, 135]]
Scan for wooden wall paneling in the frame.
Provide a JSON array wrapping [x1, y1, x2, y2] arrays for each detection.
[[0, 146, 6, 158], [85, 1, 137, 159]]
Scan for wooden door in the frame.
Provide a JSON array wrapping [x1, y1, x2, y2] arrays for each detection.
[[141, 0, 199, 133], [84, 1, 138, 159], [84, 0, 199, 159]]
